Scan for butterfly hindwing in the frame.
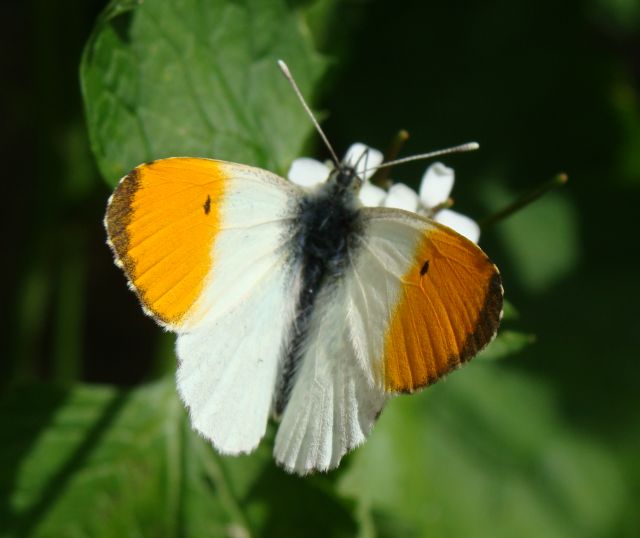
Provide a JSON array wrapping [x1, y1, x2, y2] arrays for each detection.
[[176, 263, 294, 454], [273, 296, 387, 473]]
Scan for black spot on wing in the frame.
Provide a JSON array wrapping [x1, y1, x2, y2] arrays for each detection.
[[420, 260, 430, 276], [203, 195, 211, 215]]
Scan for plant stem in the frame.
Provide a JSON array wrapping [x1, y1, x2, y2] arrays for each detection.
[[480, 173, 568, 228]]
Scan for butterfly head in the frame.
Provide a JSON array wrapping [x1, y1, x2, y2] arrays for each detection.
[[328, 164, 363, 194]]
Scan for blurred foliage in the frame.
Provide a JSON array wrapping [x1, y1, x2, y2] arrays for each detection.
[[340, 362, 624, 537], [81, 0, 328, 182], [2, 0, 639, 536], [0, 380, 357, 537]]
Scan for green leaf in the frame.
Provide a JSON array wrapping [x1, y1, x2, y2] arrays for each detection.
[[611, 75, 640, 185], [481, 180, 581, 293], [81, 0, 328, 186], [478, 329, 535, 361], [1, 380, 356, 537], [501, 299, 519, 321], [339, 362, 625, 538], [589, 0, 640, 34], [473, 300, 534, 362]]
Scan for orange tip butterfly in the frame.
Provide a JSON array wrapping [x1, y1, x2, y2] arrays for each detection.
[[104, 60, 503, 475]]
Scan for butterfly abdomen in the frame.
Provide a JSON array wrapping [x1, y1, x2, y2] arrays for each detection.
[[275, 183, 363, 416]]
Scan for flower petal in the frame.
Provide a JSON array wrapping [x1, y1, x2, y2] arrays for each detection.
[[344, 143, 384, 180], [383, 183, 419, 212], [288, 157, 330, 187], [359, 182, 387, 207], [419, 162, 454, 208], [435, 209, 481, 244]]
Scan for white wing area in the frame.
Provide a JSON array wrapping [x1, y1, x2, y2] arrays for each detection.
[[182, 163, 301, 331], [273, 209, 432, 474], [346, 210, 431, 387], [177, 163, 300, 455], [273, 298, 388, 474]]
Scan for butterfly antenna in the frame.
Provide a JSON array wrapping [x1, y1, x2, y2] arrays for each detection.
[[364, 142, 480, 174], [277, 60, 341, 168], [354, 146, 371, 170]]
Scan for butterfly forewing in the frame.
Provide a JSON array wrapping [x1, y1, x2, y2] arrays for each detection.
[[361, 209, 503, 392], [105, 158, 228, 329]]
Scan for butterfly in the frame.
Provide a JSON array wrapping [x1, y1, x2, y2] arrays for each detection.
[[104, 62, 503, 475]]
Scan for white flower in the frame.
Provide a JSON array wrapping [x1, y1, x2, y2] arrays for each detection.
[[380, 160, 481, 243], [287, 143, 480, 244], [288, 143, 386, 206], [417, 162, 481, 244]]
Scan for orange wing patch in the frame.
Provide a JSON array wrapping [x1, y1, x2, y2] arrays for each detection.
[[105, 158, 227, 326], [383, 225, 503, 392]]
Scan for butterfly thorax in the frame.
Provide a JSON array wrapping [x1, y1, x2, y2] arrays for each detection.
[[296, 167, 362, 265], [275, 168, 364, 416]]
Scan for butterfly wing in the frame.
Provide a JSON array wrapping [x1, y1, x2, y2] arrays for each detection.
[[273, 314, 387, 474], [351, 208, 503, 392], [274, 207, 502, 474], [105, 157, 302, 453]]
